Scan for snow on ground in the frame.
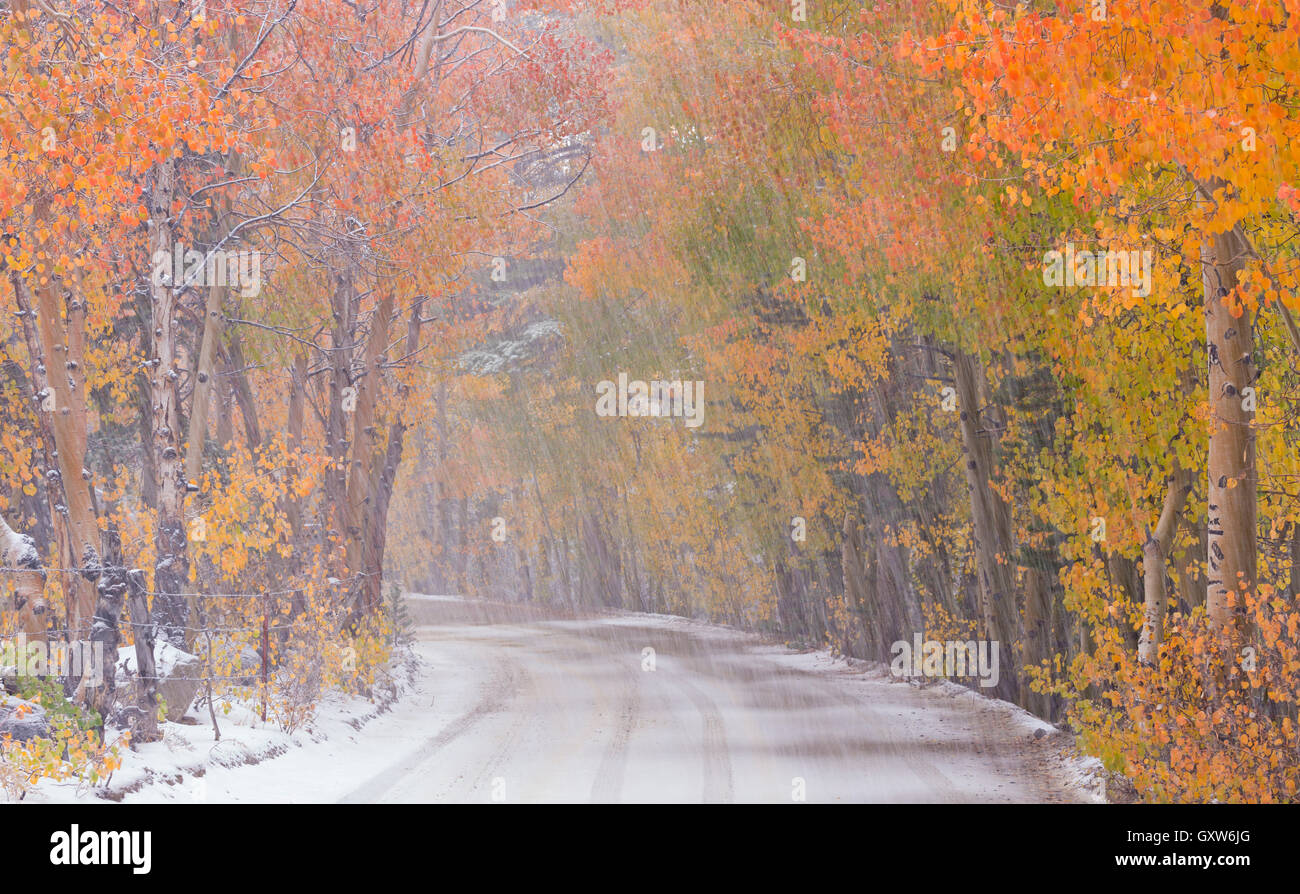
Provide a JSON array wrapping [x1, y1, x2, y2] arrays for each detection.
[[16, 595, 1105, 803], [588, 609, 1107, 803], [23, 647, 467, 804], [749, 640, 1107, 803]]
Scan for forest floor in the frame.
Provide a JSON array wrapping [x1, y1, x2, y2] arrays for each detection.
[[22, 595, 1106, 803]]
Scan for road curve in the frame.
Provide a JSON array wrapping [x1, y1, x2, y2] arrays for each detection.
[[342, 598, 1087, 804]]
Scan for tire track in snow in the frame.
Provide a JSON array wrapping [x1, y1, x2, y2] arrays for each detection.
[[339, 655, 525, 803], [457, 648, 540, 801], [588, 663, 640, 803], [672, 676, 734, 803], [669, 646, 962, 802], [526, 623, 645, 804]]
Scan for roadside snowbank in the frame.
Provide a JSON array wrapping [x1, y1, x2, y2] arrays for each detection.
[[21, 650, 436, 804]]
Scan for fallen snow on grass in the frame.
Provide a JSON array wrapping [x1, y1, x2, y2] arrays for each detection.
[[23, 647, 469, 804]]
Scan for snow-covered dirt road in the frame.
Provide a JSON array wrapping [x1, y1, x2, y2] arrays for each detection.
[[339, 598, 1096, 804]]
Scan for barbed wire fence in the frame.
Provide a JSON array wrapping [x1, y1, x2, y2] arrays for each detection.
[[0, 566, 381, 727]]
